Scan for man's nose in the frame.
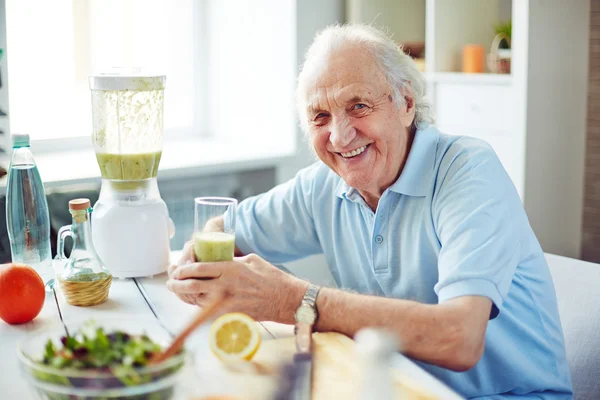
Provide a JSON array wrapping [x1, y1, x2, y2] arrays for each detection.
[[329, 119, 357, 148]]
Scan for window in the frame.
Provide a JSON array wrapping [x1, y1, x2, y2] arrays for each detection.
[[6, 0, 199, 142], [6, 0, 297, 157], [203, 0, 297, 151]]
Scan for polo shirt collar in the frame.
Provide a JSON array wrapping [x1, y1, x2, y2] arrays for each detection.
[[335, 127, 439, 199]]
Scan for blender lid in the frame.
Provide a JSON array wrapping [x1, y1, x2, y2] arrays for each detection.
[[89, 70, 165, 91]]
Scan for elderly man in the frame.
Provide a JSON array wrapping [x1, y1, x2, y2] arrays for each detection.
[[168, 24, 572, 398]]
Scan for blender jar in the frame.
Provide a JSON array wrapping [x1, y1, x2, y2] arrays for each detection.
[[90, 74, 165, 181]]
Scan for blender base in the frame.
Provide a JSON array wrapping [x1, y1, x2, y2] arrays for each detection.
[[91, 199, 173, 279]]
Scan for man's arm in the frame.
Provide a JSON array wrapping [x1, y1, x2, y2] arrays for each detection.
[[280, 281, 491, 372], [169, 254, 492, 372]]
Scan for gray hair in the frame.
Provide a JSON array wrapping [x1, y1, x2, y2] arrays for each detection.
[[296, 23, 434, 135]]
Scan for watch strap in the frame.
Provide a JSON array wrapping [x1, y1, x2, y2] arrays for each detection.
[[302, 284, 321, 309]]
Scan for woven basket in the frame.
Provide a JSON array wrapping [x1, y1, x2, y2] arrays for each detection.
[[58, 275, 112, 307], [487, 33, 511, 74]]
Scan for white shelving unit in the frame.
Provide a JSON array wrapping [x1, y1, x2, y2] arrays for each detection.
[[424, 72, 512, 86], [347, 0, 590, 258], [426, 0, 512, 74]]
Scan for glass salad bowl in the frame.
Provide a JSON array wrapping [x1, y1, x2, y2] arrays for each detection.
[[17, 318, 188, 400]]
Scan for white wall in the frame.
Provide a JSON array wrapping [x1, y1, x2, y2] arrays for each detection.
[[276, 0, 345, 185], [276, 0, 345, 287], [346, 0, 425, 44], [206, 0, 297, 156], [521, 0, 590, 258]]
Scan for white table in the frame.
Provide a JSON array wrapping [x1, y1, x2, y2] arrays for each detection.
[[0, 252, 463, 400]]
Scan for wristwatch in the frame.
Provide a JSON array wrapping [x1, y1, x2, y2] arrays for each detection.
[[294, 284, 321, 325]]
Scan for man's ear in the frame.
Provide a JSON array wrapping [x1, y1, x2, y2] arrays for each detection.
[[405, 96, 415, 112], [399, 94, 416, 129]]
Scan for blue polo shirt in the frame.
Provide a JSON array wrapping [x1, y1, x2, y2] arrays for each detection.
[[235, 127, 573, 399]]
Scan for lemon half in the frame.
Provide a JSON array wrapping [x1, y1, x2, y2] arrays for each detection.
[[209, 313, 262, 362]]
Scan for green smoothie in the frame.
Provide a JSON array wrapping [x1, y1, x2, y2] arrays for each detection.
[[95, 151, 162, 180], [194, 232, 235, 262]]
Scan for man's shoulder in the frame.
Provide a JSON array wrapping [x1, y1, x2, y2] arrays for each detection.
[[430, 129, 520, 208], [435, 131, 497, 162], [432, 130, 503, 178]]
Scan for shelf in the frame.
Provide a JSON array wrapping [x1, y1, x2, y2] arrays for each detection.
[[0, 136, 295, 194], [425, 72, 512, 86]]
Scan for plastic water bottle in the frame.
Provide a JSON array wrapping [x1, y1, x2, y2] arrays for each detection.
[[6, 133, 53, 291]]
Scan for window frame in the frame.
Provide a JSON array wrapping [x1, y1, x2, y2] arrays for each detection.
[[7, 0, 209, 154]]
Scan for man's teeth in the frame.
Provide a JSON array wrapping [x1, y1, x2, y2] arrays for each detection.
[[341, 145, 367, 158]]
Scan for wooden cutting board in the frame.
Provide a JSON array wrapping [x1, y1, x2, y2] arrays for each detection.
[[217, 332, 440, 400]]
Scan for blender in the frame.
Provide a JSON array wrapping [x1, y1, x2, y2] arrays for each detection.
[[88, 73, 174, 278]]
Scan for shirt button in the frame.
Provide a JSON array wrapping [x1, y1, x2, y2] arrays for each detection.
[[375, 235, 383, 244]]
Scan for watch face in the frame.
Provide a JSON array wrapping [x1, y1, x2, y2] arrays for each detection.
[[295, 304, 317, 324]]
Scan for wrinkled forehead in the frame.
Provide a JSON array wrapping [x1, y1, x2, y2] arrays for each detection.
[[301, 46, 390, 109], [305, 84, 377, 114]]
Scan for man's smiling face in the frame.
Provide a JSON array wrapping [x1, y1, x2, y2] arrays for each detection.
[[304, 44, 415, 198]]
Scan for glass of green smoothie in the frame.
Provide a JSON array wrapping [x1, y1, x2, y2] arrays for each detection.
[[194, 197, 237, 262]]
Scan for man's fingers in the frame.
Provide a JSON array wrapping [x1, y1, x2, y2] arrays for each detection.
[[171, 241, 196, 278], [237, 253, 260, 264], [167, 278, 212, 294], [178, 241, 196, 265], [179, 294, 198, 306], [173, 262, 233, 280]]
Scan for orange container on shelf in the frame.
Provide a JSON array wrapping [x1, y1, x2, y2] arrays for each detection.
[[462, 44, 485, 73]]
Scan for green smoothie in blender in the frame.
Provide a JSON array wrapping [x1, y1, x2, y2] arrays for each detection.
[[96, 152, 162, 180]]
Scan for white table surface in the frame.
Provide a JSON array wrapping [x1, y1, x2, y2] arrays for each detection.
[[0, 252, 463, 400]]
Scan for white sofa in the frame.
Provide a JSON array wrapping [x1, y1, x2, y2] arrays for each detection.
[[546, 253, 600, 400]]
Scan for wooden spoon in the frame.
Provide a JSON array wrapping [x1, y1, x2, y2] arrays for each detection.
[[149, 291, 230, 365]]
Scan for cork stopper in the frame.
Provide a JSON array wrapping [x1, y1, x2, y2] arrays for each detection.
[[69, 198, 91, 211]]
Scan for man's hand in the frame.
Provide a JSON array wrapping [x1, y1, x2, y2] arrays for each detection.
[[177, 240, 197, 264], [167, 241, 199, 306], [167, 252, 307, 322]]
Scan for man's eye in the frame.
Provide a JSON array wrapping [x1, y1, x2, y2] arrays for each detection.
[[311, 112, 330, 126], [353, 104, 367, 110]]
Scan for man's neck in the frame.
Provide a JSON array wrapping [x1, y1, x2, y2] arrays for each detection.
[[359, 126, 416, 211]]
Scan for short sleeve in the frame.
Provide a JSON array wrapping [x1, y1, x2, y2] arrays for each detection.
[[235, 165, 322, 264], [432, 139, 523, 319]]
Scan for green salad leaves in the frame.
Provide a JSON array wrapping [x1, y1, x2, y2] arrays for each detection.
[[42, 326, 162, 370]]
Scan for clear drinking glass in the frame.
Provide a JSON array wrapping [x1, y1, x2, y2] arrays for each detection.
[[194, 197, 237, 262]]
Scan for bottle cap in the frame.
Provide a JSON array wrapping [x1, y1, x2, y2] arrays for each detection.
[[11, 133, 30, 147], [69, 198, 91, 211]]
